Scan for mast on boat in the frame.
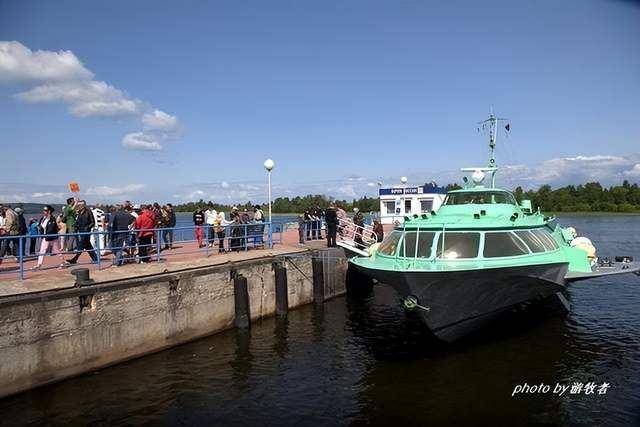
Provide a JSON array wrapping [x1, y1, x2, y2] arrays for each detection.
[[461, 111, 510, 188]]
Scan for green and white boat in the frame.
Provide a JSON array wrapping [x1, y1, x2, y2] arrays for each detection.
[[349, 113, 640, 342]]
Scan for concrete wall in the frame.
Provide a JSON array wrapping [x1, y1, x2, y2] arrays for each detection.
[[0, 249, 348, 399]]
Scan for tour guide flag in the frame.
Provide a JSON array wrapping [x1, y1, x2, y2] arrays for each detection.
[[68, 182, 80, 193]]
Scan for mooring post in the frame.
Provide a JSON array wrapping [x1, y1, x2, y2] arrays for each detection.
[[274, 263, 289, 317], [233, 274, 251, 329], [312, 255, 325, 304]]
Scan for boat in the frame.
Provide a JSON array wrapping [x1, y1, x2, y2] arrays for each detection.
[[348, 113, 640, 342]]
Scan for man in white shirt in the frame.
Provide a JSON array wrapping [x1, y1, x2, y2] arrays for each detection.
[[204, 203, 218, 247]]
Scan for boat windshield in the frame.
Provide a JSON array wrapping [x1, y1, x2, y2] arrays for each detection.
[[444, 191, 517, 205]]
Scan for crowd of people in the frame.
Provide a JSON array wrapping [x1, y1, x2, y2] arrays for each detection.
[[1, 198, 383, 272]]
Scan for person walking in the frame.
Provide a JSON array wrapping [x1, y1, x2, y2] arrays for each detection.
[[214, 210, 227, 253], [0, 205, 19, 264], [135, 205, 155, 263], [372, 220, 384, 243], [297, 214, 306, 246], [204, 203, 217, 247], [353, 207, 364, 247], [35, 205, 64, 269], [193, 208, 205, 248], [56, 214, 67, 252], [303, 209, 313, 241], [162, 204, 176, 250], [15, 207, 27, 257], [65, 201, 97, 265], [325, 204, 338, 248], [27, 219, 39, 256], [62, 198, 77, 253], [110, 205, 135, 266]]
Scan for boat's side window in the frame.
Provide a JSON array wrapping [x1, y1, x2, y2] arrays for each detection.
[[399, 231, 417, 257], [436, 232, 480, 259], [514, 230, 546, 253], [378, 230, 402, 256], [416, 232, 436, 258], [531, 229, 559, 251], [483, 232, 529, 258]]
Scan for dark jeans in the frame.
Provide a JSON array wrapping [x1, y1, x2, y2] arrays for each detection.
[[299, 227, 305, 244], [163, 229, 174, 248], [216, 230, 226, 253], [29, 237, 38, 255], [327, 226, 337, 247], [111, 234, 127, 266], [138, 235, 152, 262], [208, 225, 216, 244], [68, 234, 97, 262]]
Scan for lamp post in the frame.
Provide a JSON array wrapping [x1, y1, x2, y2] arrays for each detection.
[[264, 159, 275, 223], [400, 176, 408, 217]]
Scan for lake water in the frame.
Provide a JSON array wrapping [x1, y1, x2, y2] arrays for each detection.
[[1, 214, 639, 425]]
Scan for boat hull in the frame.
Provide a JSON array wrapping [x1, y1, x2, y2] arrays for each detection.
[[351, 262, 568, 342]]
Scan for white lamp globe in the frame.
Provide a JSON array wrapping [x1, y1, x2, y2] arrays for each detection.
[[264, 159, 275, 171], [471, 169, 486, 184], [400, 176, 408, 184]]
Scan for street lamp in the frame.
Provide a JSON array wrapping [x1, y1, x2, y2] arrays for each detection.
[[400, 176, 408, 218], [264, 158, 275, 223]]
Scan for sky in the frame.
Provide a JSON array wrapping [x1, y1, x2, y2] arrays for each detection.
[[0, 0, 639, 204]]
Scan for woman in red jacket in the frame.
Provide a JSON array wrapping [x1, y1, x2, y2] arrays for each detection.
[[134, 205, 155, 263]]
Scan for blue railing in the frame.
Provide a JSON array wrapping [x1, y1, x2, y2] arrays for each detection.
[[0, 222, 277, 280]]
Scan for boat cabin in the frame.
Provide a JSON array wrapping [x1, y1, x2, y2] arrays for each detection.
[[376, 227, 560, 261], [378, 183, 447, 224]]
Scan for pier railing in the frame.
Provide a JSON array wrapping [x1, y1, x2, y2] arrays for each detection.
[[0, 222, 277, 280]]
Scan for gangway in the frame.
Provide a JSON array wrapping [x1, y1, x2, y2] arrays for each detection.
[[336, 217, 378, 257]]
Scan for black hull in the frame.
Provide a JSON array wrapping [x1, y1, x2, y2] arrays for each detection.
[[351, 262, 568, 342]]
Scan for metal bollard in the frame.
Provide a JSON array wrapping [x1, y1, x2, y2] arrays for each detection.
[[274, 263, 288, 317], [233, 274, 251, 329], [312, 256, 325, 304]]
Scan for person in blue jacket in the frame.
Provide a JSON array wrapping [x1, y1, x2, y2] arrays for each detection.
[[27, 219, 40, 256]]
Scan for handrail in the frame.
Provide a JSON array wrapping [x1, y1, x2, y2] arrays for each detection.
[[0, 222, 277, 280], [336, 217, 377, 251]]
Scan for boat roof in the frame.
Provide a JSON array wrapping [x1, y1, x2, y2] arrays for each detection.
[[397, 187, 551, 230]]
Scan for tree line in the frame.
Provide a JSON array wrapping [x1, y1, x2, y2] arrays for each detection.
[[514, 180, 640, 213]]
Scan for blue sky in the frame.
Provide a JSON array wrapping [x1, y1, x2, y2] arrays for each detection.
[[1, 0, 639, 204]]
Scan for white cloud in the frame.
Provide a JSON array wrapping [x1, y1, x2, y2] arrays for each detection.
[[1, 41, 181, 150], [121, 132, 163, 151], [623, 164, 640, 178], [0, 41, 93, 83], [221, 181, 230, 189], [31, 192, 66, 199], [142, 109, 179, 131], [85, 184, 146, 197]]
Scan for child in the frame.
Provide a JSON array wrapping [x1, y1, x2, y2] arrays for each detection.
[[28, 219, 40, 256]]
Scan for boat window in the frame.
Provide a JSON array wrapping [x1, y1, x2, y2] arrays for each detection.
[[378, 230, 402, 255], [436, 232, 480, 259], [399, 231, 417, 257], [514, 230, 546, 253], [531, 229, 559, 251], [417, 232, 436, 258], [483, 232, 529, 258], [444, 191, 517, 206]]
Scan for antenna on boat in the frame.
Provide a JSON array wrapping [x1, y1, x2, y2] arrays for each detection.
[[477, 111, 509, 187]]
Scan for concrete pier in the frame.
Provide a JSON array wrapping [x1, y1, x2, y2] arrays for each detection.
[[0, 244, 349, 398]]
